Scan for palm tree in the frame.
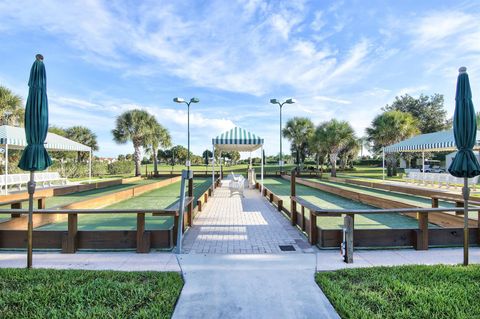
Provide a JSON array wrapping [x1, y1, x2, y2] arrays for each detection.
[[282, 117, 314, 170], [339, 137, 361, 169], [0, 86, 24, 126], [315, 119, 356, 177], [366, 110, 419, 176], [112, 109, 155, 176], [65, 126, 99, 162], [309, 128, 328, 174], [143, 118, 171, 175]]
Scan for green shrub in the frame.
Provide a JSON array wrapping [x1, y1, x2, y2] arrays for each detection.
[[108, 160, 133, 175]]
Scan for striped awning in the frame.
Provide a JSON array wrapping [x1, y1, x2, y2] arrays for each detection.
[[0, 125, 91, 152], [384, 130, 480, 153], [212, 127, 264, 152]]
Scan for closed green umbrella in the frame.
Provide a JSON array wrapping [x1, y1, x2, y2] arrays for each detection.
[[18, 54, 52, 268], [448, 66, 480, 265]]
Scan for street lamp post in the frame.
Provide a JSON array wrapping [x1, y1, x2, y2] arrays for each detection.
[[173, 97, 200, 167], [270, 98, 296, 172]]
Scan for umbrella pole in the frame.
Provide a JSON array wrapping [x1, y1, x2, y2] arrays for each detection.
[[463, 176, 469, 266], [27, 170, 35, 268]]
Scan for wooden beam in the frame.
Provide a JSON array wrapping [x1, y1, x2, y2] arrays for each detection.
[[344, 214, 354, 263], [308, 209, 317, 245], [10, 202, 21, 218], [290, 168, 297, 226], [416, 212, 429, 250], [63, 213, 78, 253]]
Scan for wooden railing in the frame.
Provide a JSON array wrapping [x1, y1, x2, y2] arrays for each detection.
[[292, 202, 480, 263], [0, 196, 195, 253], [256, 168, 479, 264]]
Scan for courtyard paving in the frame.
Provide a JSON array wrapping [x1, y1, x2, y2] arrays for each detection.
[[182, 181, 313, 254]]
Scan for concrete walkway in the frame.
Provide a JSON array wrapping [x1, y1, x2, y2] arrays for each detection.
[[183, 182, 313, 254], [317, 247, 480, 271], [0, 251, 181, 272], [173, 254, 339, 319]]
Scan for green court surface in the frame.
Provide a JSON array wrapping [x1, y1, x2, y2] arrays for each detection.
[[37, 177, 211, 231], [262, 178, 439, 230], [0, 179, 161, 221]]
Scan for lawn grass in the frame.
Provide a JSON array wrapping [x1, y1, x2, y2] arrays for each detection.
[[316, 264, 480, 319], [0, 268, 183, 319], [262, 178, 430, 229], [38, 177, 212, 231]]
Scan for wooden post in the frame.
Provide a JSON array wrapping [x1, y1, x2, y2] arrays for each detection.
[[431, 197, 438, 208], [290, 168, 297, 226], [455, 201, 464, 215], [11, 202, 21, 218], [416, 212, 429, 250], [478, 209, 480, 244], [173, 214, 179, 245], [204, 193, 208, 203], [277, 199, 283, 212], [188, 177, 193, 226], [63, 213, 78, 253], [37, 197, 46, 209], [308, 210, 317, 245], [301, 206, 306, 231], [197, 200, 202, 212], [136, 212, 150, 253], [344, 214, 354, 263], [269, 192, 273, 203]]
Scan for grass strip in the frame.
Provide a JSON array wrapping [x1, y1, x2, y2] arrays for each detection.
[[316, 264, 480, 319], [0, 268, 183, 319]]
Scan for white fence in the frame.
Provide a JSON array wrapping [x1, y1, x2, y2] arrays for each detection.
[[404, 172, 479, 190], [0, 172, 67, 192]]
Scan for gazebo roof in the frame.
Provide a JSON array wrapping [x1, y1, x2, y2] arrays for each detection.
[[384, 129, 480, 153], [212, 127, 264, 152], [0, 125, 91, 152]]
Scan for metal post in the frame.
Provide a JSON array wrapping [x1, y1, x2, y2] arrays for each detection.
[[212, 144, 215, 191], [4, 144, 8, 195], [176, 169, 192, 254], [279, 104, 282, 172], [382, 147, 385, 181], [88, 149, 92, 183], [261, 145, 264, 193], [422, 151, 425, 182], [27, 171, 35, 268], [187, 103, 190, 167], [463, 176, 469, 265]]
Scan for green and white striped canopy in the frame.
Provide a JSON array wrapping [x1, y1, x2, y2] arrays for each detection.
[[384, 130, 480, 153], [212, 127, 264, 152], [0, 125, 91, 152]]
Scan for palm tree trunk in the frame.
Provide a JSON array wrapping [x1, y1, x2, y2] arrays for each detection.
[[133, 143, 141, 176], [330, 153, 337, 177], [153, 147, 158, 175]]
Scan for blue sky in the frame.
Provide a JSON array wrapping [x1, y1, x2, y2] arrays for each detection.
[[0, 0, 479, 158]]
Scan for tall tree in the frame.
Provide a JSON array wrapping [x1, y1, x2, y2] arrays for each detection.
[[366, 110, 420, 176], [309, 127, 328, 174], [65, 126, 99, 162], [112, 109, 155, 176], [0, 85, 24, 126], [202, 149, 213, 165], [282, 117, 314, 169], [315, 119, 356, 177], [143, 119, 171, 175], [383, 93, 447, 133]]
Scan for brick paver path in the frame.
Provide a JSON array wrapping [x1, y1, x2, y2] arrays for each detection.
[[182, 181, 313, 254]]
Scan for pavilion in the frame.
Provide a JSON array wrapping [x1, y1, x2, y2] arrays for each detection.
[[0, 125, 92, 192], [382, 129, 480, 179], [211, 127, 264, 190]]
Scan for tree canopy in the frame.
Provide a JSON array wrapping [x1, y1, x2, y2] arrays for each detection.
[[383, 93, 447, 133]]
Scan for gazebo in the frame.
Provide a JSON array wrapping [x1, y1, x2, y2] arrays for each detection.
[[211, 127, 264, 191], [382, 129, 480, 179], [0, 125, 92, 191]]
